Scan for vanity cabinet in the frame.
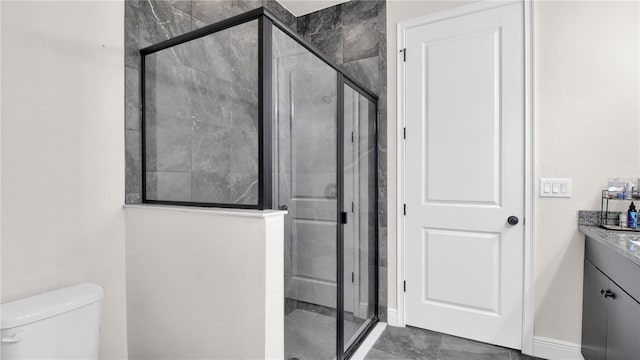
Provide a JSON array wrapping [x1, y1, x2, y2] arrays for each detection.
[[605, 280, 640, 360], [582, 260, 609, 360], [582, 236, 640, 360]]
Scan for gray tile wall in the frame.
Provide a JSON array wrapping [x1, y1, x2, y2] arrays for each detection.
[[125, 0, 387, 320], [296, 0, 388, 322], [143, 19, 260, 204], [125, 0, 296, 203]]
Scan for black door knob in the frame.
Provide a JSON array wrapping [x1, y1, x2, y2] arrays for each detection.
[[604, 289, 615, 299], [507, 216, 519, 225]]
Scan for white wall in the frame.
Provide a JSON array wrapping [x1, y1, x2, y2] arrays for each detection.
[[533, 0, 639, 343], [124, 206, 284, 360], [0, 1, 128, 359], [387, 0, 639, 347]]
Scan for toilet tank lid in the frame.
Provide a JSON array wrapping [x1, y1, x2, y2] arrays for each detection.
[[0, 283, 104, 329]]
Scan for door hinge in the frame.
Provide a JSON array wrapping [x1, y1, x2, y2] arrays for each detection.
[[400, 48, 406, 62], [351, 201, 355, 213], [403, 280, 407, 292], [403, 204, 406, 216], [403, 127, 406, 139], [352, 272, 355, 283], [351, 131, 354, 143]]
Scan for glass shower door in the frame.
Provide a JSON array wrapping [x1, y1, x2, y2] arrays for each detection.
[[272, 27, 339, 360], [343, 83, 377, 351]]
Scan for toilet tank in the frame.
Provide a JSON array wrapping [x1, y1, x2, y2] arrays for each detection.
[[0, 283, 104, 359]]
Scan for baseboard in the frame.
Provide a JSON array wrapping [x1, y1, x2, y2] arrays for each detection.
[[386, 308, 399, 327], [533, 336, 584, 360]]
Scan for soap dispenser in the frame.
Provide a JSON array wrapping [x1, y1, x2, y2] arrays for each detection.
[[628, 202, 637, 229]]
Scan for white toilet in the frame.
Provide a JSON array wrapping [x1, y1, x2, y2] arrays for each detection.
[[0, 283, 104, 359]]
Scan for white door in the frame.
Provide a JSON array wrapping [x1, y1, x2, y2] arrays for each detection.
[[404, 2, 525, 349]]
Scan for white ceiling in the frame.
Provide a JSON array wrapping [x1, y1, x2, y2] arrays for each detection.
[[275, 0, 351, 17]]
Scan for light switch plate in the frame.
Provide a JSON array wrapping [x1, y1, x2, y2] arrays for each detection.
[[540, 178, 572, 198]]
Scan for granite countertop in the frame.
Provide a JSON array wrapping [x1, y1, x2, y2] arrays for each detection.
[[578, 225, 640, 266]]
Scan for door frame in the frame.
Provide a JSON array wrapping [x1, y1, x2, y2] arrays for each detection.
[[394, 0, 535, 354]]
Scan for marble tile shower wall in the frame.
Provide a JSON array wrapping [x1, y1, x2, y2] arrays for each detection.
[[296, 0, 388, 321], [144, 20, 260, 204], [125, 0, 296, 203], [125, 0, 387, 319]]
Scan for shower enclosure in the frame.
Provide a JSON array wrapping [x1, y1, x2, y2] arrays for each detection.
[[140, 8, 378, 360]]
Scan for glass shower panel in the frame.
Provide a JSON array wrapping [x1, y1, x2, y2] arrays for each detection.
[[272, 26, 339, 360], [144, 20, 259, 205], [343, 84, 377, 350]]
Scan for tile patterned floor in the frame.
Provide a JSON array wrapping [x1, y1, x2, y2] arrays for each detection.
[[364, 326, 542, 360]]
